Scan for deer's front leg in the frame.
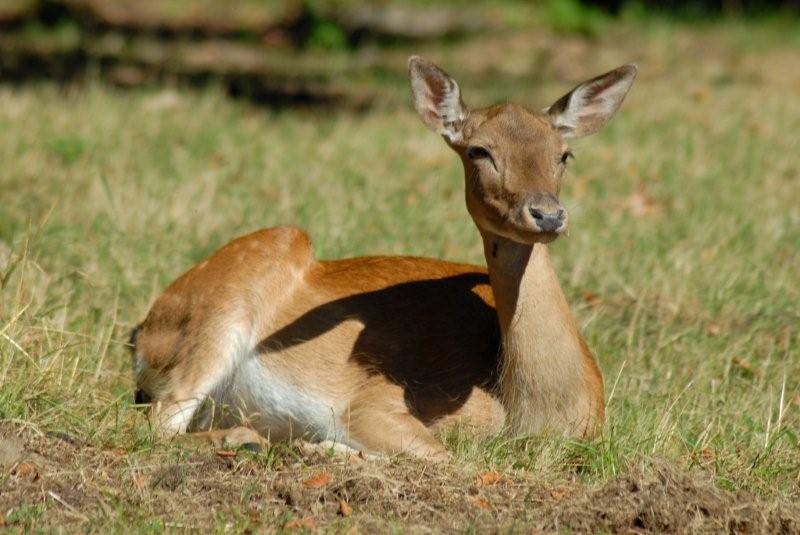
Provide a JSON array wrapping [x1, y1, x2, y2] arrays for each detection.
[[147, 394, 268, 451], [343, 381, 449, 460]]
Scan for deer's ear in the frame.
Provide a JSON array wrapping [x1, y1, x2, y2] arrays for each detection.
[[408, 56, 468, 143], [547, 65, 637, 139]]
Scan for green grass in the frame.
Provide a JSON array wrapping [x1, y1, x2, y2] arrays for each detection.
[[1, 17, 799, 532]]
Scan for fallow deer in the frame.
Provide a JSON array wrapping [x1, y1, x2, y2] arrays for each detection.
[[131, 57, 637, 457]]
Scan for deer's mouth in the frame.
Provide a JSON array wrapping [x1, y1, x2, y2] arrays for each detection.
[[520, 228, 563, 244], [491, 220, 566, 245]]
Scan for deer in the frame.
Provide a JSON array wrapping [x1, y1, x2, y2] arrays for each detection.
[[130, 56, 637, 458]]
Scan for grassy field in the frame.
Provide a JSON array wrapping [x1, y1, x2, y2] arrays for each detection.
[[1, 14, 800, 533]]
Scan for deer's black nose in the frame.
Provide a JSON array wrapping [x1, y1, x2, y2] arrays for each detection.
[[529, 207, 566, 233]]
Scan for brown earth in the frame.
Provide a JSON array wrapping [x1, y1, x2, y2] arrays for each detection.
[[1, 422, 798, 533]]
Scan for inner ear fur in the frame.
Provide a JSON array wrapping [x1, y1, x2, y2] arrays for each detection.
[[547, 64, 637, 139], [408, 56, 468, 143]]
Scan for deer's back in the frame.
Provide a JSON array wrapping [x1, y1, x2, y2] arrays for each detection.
[[136, 227, 503, 433]]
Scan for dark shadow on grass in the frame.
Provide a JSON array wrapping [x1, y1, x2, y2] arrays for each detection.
[[0, 50, 359, 110]]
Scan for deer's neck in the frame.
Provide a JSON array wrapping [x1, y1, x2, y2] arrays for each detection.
[[481, 232, 604, 436]]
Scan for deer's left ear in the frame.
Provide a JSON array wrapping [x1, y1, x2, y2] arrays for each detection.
[[547, 65, 637, 139], [408, 56, 468, 143]]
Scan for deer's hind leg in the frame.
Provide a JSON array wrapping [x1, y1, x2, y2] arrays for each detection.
[[134, 311, 257, 436], [133, 227, 317, 444], [139, 326, 274, 451]]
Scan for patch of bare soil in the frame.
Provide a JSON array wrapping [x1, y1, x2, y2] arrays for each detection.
[[1, 422, 798, 533]]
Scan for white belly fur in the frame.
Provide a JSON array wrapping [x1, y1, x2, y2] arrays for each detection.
[[218, 357, 344, 443]]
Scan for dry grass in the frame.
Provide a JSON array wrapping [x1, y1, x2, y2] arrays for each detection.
[[2, 423, 798, 532], [1, 14, 799, 533]]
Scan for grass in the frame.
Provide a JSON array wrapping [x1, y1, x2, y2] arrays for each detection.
[[1, 15, 800, 533]]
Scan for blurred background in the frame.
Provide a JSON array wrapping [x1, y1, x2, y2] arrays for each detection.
[[1, 0, 798, 109]]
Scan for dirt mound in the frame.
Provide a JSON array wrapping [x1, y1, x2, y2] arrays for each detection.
[[533, 464, 797, 534], [1, 422, 798, 532]]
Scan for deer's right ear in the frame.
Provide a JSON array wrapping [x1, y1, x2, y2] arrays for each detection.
[[409, 56, 467, 144]]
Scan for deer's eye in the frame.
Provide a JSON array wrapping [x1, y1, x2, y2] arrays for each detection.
[[560, 151, 574, 165], [467, 146, 491, 160]]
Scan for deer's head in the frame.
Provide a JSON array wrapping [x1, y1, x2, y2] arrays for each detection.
[[409, 57, 636, 244]]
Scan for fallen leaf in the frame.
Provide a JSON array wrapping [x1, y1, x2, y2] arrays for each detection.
[[468, 496, 490, 510], [13, 461, 39, 481], [691, 88, 710, 103], [0, 511, 6, 526], [284, 517, 316, 529], [550, 487, 570, 501], [338, 499, 353, 517], [209, 152, 227, 167], [626, 185, 662, 218], [792, 393, 800, 408], [732, 357, 758, 376], [216, 450, 237, 458], [0, 437, 25, 469], [701, 248, 717, 262], [705, 323, 722, 336], [748, 121, 765, 135], [303, 472, 332, 489], [581, 290, 602, 307], [476, 471, 504, 487]]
